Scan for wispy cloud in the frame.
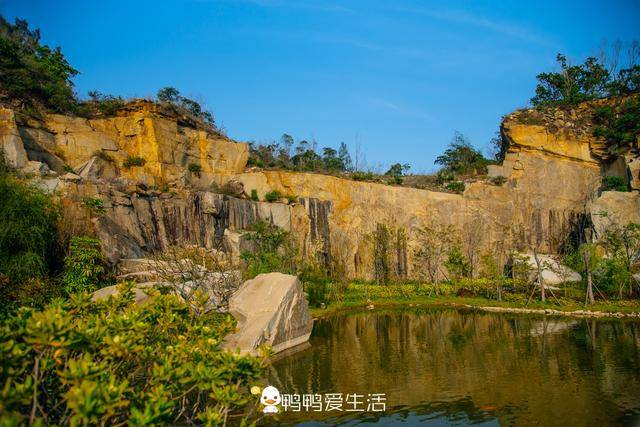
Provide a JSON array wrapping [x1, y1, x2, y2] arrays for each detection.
[[393, 6, 553, 46], [228, 0, 355, 14], [367, 97, 433, 121]]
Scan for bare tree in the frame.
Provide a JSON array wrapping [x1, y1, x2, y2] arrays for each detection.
[[152, 245, 242, 314], [412, 223, 458, 295]]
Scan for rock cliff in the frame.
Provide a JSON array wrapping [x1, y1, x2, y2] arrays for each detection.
[[2, 100, 639, 280]]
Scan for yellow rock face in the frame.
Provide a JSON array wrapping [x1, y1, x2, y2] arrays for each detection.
[[37, 109, 248, 186]]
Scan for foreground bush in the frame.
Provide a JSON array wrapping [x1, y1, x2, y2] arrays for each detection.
[[0, 160, 62, 312], [0, 283, 264, 425]]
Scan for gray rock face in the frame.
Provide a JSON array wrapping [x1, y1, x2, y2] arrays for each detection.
[[223, 273, 313, 356]]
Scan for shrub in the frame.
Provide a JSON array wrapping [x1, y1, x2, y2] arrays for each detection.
[[0, 17, 78, 112], [188, 163, 202, 173], [490, 175, 507, 186], [264, 190, 281, 203], [305, 280, 328, 308], [122, 156, 146, 169], [384, 163, 410, 184], [62, 236, 107, 294], [593, 95, 640, 154], [445, 247, 470, 280], [76, 91, 125, 117], [241, 221, 293, 279], [157, 87, 216, 130], [286, 194, 298, 204], [0, 285, 264, 425], [435, 132, 490, 175], [435, 169, 454, 185], [0, 160, 61, 290], [351, 171, 376, 181], [531, 54, 610, 107], [446, 181, 465, 194], [81, 196, 105, 213], [602, 175, 629, 192], [250, 189, 259, 201]]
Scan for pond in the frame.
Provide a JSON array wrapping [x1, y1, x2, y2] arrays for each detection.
[[261, 307, 640, 426]]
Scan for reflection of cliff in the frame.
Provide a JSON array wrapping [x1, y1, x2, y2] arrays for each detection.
[[2, 101, 640, 278], [267, 309, 640, 426]]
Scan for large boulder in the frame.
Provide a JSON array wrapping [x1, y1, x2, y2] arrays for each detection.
[[520, 253, 581, 286], [223, 273, 313, 356]]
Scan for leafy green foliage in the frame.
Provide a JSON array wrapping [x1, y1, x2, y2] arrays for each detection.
[[490, 175, 507, 186], [122, 156, 146, 169], [157, 86, 215, 129], [435, 132, 491, 175], [593, 95, 640, 153], [384, 163, 410, 184], [264, 190, 281, 203], [531, 54, 610, 107], [241, 221, 292, 278], [445, 248, 470, 280], [75, 91, 125, 117], [0, 159, 61, 298], [0, 16, 78, 112], [531, 51, 639, 108], [188, 162, 202, 173], [62, 237, 107, 294], [601, 175, 629, 192], [250, 189, 259, 201], [247, 134, 353, 173], [0, 285, 263, 425], [81, 196, 105, 214], [446, 181, 465, 194]]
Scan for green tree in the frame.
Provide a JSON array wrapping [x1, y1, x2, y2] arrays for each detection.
[[338, 142, 353, 171], [384, 163, 410, 184], [0, 16, 78, 112], [435, 132, 489, 175], [531, 54, 610, 107], [62, 237, 107, 294]]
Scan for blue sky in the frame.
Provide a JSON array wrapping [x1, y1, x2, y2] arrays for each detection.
[[2, 0, 640, 172]]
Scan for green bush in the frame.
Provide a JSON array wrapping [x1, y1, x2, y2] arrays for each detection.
[[62, 237, 107, 294], [241, 221, 292, 279], [122, 156, 146, 169], [435, 132, 491, 175], [0, 285, 263, 425], [446, 181, 465, 194], [81, 196, 105, 214], [490, 175, 507, 186], [188, 163, 202, 173], [0, 16, 78, 112], [0, 161, 61, 298], [602, 175, 629, 192], [445, 247, 470, 280], [250, 189, 259, 201], [304, 280, 328, 308], [531, 54, 610, 107], [593, 96, 640, 154], [264, 190, 281, 203], [75, 91, 125, 117], [435, 169, 455, 185], [351, 171, 376, 181]]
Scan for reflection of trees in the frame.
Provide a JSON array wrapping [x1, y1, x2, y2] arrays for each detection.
[[267, 308, 640, 426]]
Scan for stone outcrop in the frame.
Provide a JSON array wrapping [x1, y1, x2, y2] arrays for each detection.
[[2, 98, 640, 282], [223, 273, 313, 355], [519, 253, 581, 286]]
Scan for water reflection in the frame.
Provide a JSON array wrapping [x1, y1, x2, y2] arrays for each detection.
[[266, 307, 640, 426]]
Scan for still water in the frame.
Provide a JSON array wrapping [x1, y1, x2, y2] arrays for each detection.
[[264, 307, 640, 426]]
